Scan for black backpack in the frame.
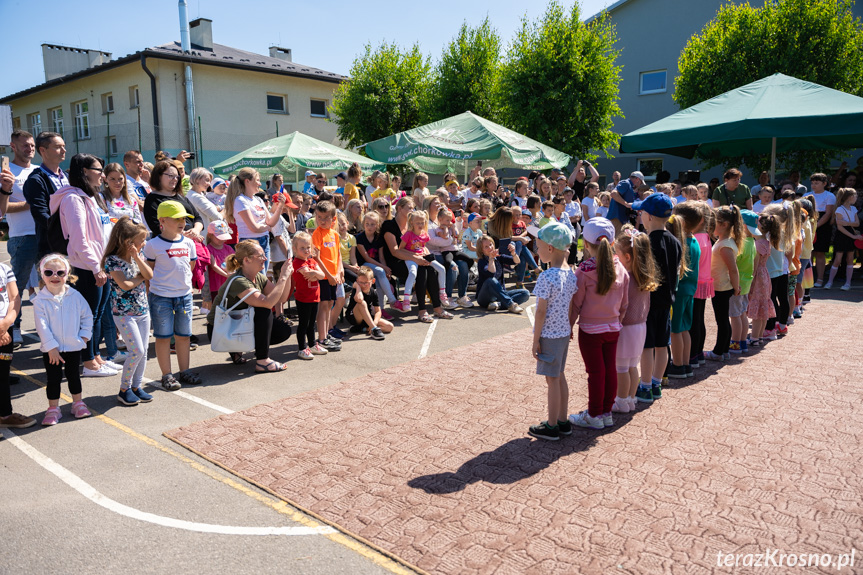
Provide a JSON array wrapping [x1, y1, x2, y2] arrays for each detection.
[[47, 210, 69, 254]]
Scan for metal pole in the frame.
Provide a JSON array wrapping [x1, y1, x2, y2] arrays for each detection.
[[106, 112, 111, 159], [197, 115, 204, 169], [770, 137, 777, 185], [276, 121, 279, 137], [464, 159, 467, 182], [137, 106, 142, 151]]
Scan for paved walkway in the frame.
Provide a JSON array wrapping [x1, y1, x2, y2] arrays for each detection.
[[165, 298, 863, 574]]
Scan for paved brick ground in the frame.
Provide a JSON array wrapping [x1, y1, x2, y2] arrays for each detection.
[[166, 298, 863, 574]]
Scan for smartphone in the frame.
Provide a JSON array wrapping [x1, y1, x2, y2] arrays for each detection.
[[186, 152, 196, 160], [1, 156, 8, 172], [537, 352, 555, 363], [477, 160, 483, 167]]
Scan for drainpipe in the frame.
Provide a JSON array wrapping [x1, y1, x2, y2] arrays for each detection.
[[140, 53, 161, 152], [178, 0, 198, 167]]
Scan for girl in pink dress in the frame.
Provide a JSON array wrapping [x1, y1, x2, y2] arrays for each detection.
[[747, 214, 779, 345], [689, 202, 715, 366]]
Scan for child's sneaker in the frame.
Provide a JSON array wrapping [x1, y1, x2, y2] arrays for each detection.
[[703, 350, 724, 361], [41, 407, 62, 426], [651, 382, 662, 399], [569, 410, 604, 430], [698, 353, 706, 366], [602, 412, 614, 427], [381, 310, 394, 321], [667, 364, 688, 379], [689, 356, 700, 370], [776, 324, 788, 336], [0, 413, 36, 428], [71, 401, 91, 419], [635, 385, 654, 404], [611, 397, 630, 413], [310, 343, 328, 355], [824, 282, 833, 289], [392, 300, 412, 312], [792, 309, 802, 318], [723, 352, 732, 361], [440, 292, 458, 310], [557, 419, 572, 436], [528, 421, 560, 441], [131, 387, 153, 402], [321, 337, 341, 351], [328, 328, 344, 341], [841, 283, 851, 291], [803, 294, 811, 302], [83, 364, 118, 378], [456, 296, 474, 308], [160, 373, 181, 391], [118, 388, 140, 406], [487, 302, 500, 311], [370, 327, 386, 340], [786, 316, 795, 326], [813, 280, 823, 288], [507, 302, 524, 314], [627, 397, 638, 411], [685, 364, 694, 378], [116, 339, 127, 350], [297, 348, 314, 360], [740, 340, 749, 353], [728, 341, 742, 354]]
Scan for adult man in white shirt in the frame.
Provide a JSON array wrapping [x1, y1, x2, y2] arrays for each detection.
[[0, 130, 38, 347], [123, 150, 151, 201]]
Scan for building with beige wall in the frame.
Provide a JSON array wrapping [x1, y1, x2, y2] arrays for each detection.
[[0, 18, 344, 172]]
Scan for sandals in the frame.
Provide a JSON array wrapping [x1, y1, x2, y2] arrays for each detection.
[[71, 401, 91, 419], [434, 310, 454, 320], [177, 370, 203, 385], [418, 313, 434, 324], [255, 360, 287, 373], [229, 352, 248, 365]]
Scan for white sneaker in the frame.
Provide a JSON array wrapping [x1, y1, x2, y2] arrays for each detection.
[[602, 412, 614, 427], [786, 316, 794, 325], [83, 365, 118, 378], [507, 302, 524, 314], [814, 280, 823, 288], [487, 302, 500, 311], [824, 282, 833, 290], [106, 351, 128, 364], [456, 296, 475, 308], [297, 348, 314, 360], [611, 398, 630, 413], [841, 284, 851, 291], [569, 410, 604, 430], [627, 397, 638, 411], [441, 297, 458, 310]]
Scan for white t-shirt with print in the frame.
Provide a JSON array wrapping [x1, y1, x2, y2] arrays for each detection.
[[533, 267, 578, 339], [6, 163, 37, 237], [0, 263, 16, 318], [234, 194, 268, 238], [142, 235, 197, 297]]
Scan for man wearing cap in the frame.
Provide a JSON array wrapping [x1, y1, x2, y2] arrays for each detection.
[[302, 170, 316, 196], [609, 171, 644, 235], [711, 168, 752, 210]]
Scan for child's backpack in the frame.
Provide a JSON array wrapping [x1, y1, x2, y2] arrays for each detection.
[[47, 210, 69, 255]]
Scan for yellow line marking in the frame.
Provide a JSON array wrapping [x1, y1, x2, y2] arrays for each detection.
[[10, 368, 423, 575]]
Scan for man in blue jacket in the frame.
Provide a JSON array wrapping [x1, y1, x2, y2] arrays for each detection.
[[609, 170, 645, 235]]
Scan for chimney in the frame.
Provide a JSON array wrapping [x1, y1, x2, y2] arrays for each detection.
[[189, 18, 213, 51], [41, 43, 112, 82], [269, 46, 292, 62]]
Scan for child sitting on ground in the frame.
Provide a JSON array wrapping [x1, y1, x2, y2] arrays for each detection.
[[345, 267, 393, 341]]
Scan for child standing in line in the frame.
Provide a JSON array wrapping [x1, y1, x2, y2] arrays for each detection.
[[528, 223, 578, 441], [689, 202, 714, 368], [142, 200, 201, 390], [568, 217, 629, 430], [797, 198, 816, 307], [704, 206, 744, 361], [398, 211, 450, 309], [345, 267, 393, 341], [103, 218, 154, 406], [311, 201, 344, 351], [292, 232, 326, 360], [611, 226, 658, 413], [667, 205, 701, 379], [32, 254, 93, 425], [762, 202, 798, 337], [826, 187, 860, 291], [730, 210, 760, 353], [747, 214, 778, 344], [632, 194, 681, 404], [207, 220, 235, 303]]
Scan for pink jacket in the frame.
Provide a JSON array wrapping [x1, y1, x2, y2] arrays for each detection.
[[570, 257, 629, 326], [49, 185, 106, 275]]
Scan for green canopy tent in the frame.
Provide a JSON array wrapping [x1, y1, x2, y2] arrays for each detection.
[[211, 131, 386, 186], [362, 111, 570, 176], [619, 73, 863, 182]]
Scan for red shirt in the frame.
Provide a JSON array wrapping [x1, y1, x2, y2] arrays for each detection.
[[291, 257, 320, 303]]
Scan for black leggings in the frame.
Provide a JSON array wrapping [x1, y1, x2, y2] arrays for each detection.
[[43, 350, 82, 401], [690, 298, 707, 356], [766, 274, 790, 330], [296, 301, 318, 350], [0, 330, 14, 417], [396, 255, 441, 311], [711, 289, 733, 355]]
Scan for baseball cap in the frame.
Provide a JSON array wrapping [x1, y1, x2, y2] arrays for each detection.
[[335, 171, 347, 180], [521, 208, 532, 216], [740, 209, 762, 237], [211, 177, 226, 189], [582, 217, 616, 245], [467, 213, 484, 223], [537, 222, 573, 251], [630, 171, 646, 181], [304, 170, 316, 177], [157, 200, 193, 219], [207, 220, 233, 240], [631, 193, 674, 218]]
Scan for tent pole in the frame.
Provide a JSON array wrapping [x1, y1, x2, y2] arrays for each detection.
[[464, 160, 468, 183], [770, 137, 777, 185]]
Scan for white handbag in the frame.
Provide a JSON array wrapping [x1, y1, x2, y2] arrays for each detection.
[[210, 275, 256, 353]]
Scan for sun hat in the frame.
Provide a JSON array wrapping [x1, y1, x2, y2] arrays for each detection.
[[582, 217, 616, 245], [537, 222, 573, 251]]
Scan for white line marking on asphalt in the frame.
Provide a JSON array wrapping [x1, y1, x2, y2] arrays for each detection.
[[525, 304, 536, 327], [141, 377, 235, 415], [418, 319, 438, 359], [0, 428, 334, 536]]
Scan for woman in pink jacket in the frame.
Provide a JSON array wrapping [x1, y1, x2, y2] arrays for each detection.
[[49, 154, 117, 378]]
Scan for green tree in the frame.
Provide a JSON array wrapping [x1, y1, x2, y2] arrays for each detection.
[[496, 1, 622, 163], [330, 43, 431, 150], [674, 0, 863, 176], [424, 17, 502, 123]]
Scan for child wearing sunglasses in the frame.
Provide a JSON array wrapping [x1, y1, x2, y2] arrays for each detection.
[[32, 254, 94, 425]]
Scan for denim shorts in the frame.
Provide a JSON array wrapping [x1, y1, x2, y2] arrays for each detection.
[[149, 293, 193, 338]]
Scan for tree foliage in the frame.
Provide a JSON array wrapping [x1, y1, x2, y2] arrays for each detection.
[[674, 0, 863, 175], [330, 43, 431, 150], [496, 1, 622, 162], [424, 17, 502, 123]]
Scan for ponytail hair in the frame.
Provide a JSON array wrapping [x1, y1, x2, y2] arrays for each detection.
[[758, 213, 781, 250], [224, 239, 260, 273], [763, 202, 797, 255], [615, 225, 659, 291], [716, 205, 745, 252], [665, 214, 689, 279], [585, 237, 617, 295]]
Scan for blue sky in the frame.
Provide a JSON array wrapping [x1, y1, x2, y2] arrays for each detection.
[[0, 0, 613, 97]]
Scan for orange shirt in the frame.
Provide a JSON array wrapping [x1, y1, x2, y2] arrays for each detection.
[[312, 225, 341, 276]]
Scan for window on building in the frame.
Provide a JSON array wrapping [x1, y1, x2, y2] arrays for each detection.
[[50, 107, 64, 135], [637, 158, 664, 181], [106, 136, 118, 158], [101, 92, 114, 114], [74, 101, 90, 140], [266, 94, 287, 114], [310, 98, 328, 118], [27, 112, 42, 134], [129, 86, 139, 109], [12, 117, 20, 131], [639, 70, 667, 95]]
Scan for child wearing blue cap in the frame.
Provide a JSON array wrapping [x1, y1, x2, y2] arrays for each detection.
[[528, 222, 578, 441], [631, 193, 681, 404]]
